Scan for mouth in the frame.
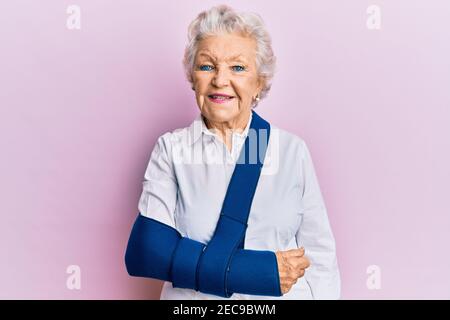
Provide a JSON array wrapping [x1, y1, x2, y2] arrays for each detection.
[[207, 94, 235, 104]]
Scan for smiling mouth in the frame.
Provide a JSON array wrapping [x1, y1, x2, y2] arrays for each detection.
[[208, 95, 234, 100], [207, 95, 235, 104]]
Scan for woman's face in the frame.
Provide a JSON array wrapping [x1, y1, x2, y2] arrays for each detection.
[[192, 32, 263, 124]]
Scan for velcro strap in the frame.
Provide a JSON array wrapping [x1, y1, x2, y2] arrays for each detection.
[[196, 215, 246, 297], [171, 237, 205, 290]]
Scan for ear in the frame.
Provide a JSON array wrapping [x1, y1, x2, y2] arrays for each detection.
[[256, 76, 265, 96], [191, 74, 197, 91]]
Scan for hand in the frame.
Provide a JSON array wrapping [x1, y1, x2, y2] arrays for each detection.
[[275, 247, 311, 294]]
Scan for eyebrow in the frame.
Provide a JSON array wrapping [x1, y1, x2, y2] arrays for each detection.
[[197, 52, 248, 63], [197, 53, 216, 61], [227, 55, 248, 63]]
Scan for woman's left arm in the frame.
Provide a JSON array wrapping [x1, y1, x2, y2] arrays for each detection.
[[295, 140, 341, 299]]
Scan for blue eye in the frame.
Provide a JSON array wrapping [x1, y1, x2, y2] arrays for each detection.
[[199, 65, 214, 71], [232, 65, 245, 72]]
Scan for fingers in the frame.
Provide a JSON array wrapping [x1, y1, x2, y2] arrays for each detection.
[[280, 250, 311, 270], [294, 256, 310, 270], [278, 271, 297, 294], [277, 260, 306, 294], [279, 268, 301, 294], [276, 247, 311, 295], [276, 249, 310, 274], [281, 247, 305, 258], [298, 269, 305, 278]]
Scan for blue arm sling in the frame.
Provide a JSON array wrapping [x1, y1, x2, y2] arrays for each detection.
[[125, 110, 282, 297]]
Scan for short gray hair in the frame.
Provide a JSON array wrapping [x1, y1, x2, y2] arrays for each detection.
[[183, 5, 276, 107]]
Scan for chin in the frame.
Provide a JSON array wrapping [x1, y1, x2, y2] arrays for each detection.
[[205, 104, 239, 119]]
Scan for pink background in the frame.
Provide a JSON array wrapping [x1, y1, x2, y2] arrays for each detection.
[[1, 0, 449, 299]]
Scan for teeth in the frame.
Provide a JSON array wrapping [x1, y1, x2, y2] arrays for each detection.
[[210, 95, 231, 99]]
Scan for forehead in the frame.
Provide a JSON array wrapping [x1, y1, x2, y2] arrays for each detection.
[[196, 33, 257, 62]]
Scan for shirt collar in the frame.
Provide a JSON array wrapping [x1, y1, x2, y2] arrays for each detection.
[[188, 111, 253, 146]]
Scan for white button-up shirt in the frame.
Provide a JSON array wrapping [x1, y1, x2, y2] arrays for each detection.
[[138, 111, 340, 300]]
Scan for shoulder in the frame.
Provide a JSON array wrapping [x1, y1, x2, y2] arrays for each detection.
[[150, 121, 194, 158], [159, 125, 192, 144]]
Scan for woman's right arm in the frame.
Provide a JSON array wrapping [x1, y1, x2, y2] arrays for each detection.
[[125, 213, 283, 297], [125, 134, 304, 297]]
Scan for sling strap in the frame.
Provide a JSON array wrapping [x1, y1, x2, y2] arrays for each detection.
[[195, 110, 270, 297], [125, 110, 282, 297]]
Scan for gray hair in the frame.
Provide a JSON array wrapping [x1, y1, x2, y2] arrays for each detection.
[[183, 5, 276, 107]]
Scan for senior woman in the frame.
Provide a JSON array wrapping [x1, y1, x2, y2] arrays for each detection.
[[125, 5, 340, 300]]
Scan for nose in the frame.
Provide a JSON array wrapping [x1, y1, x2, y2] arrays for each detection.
[[211, 65, 230, 88]]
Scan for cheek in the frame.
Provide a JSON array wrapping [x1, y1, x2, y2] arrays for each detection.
[[195, 89, 205, 104], [198, 95, 205, 107], [233, 79, 257, 101], [193, 74, 211, 93]]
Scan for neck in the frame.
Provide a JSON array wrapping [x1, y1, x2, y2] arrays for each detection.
[[203, 110, 251, 138], [203, 110, 251, 151]]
